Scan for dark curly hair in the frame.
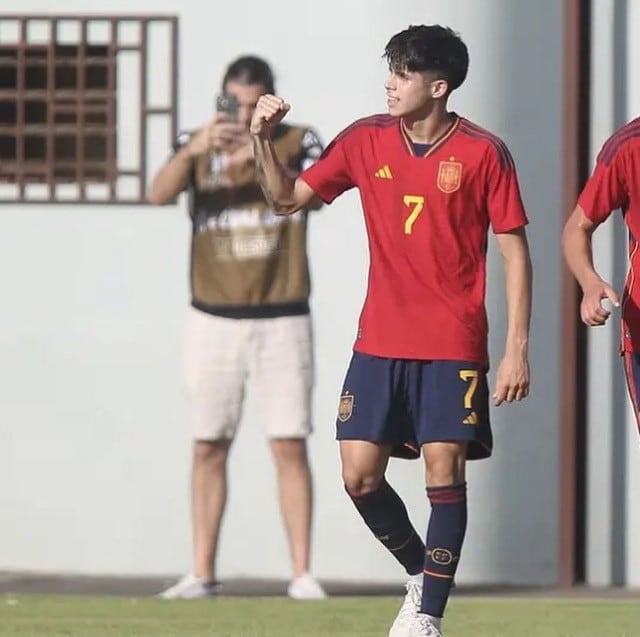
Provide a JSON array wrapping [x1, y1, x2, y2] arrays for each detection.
[[384, 25, 469, 93]]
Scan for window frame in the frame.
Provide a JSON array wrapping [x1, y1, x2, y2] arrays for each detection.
[[0, 14, 178, 205]]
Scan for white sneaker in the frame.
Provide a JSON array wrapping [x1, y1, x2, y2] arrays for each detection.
[[389, 580, 443, 636], [389, 580, 422, 637], [412, 614, 443, 637], [157, 574, 221, 599], [287, 573, 327, 600]]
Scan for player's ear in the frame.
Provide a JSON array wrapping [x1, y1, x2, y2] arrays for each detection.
[[431, 79, 448, 99]]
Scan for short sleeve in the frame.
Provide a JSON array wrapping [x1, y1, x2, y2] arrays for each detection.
[[300, 126, 358, 204], [578, 145, 628, 224], [172, 130, 193, 153], [298, 128, 324, 172], [485, 144, 528, 233]]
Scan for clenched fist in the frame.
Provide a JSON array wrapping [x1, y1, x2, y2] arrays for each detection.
[[250, 94, 291, 137], [580, 277, 620, 326]]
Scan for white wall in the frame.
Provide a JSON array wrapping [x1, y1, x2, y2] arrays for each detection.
[[0, 0, 563, 585]]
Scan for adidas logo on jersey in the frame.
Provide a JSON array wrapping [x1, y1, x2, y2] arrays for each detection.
[[463, 411, 479, 426], [374, 165, 393, 179]]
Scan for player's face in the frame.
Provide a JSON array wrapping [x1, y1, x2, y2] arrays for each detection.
[[385, 68, 447, 117], [223, 81, 268, 130]]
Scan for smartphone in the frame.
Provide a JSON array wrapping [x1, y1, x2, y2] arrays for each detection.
[[215, 93, 238, 122]]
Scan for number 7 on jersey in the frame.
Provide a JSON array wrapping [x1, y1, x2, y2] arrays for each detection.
[[403, 195, 425, 234]]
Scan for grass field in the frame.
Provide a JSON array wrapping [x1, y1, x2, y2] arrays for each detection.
[[1, 595, 639, 637]]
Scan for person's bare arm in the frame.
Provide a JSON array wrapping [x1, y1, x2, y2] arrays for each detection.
[[147, 145, 195, 205], [250, 94, 318, 215], [562, 204, 619, 325], [493, 228, 532, 405], [562, 204, 601, 289]]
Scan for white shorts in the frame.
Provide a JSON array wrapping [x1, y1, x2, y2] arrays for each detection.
[[183, 307, 313, 440]]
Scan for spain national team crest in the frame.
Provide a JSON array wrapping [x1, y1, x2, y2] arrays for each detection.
[[437, 159, 463, 193], [338, 393, 354, 422]]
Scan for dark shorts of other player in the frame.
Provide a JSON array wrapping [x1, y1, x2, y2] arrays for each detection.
[[336, 352, 492, 461]]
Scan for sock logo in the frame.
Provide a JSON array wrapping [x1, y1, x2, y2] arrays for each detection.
[[428, 548, 457, 566]]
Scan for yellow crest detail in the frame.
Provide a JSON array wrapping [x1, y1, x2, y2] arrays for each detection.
[[437, 160, 462, 193], [338, 393, 354, 422]]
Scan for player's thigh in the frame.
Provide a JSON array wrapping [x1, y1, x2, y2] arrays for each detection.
[[251, 314, 313, 439], [335, 352, 413, 444], [183, 308, 250, 440], [411, 360, 492, 461]]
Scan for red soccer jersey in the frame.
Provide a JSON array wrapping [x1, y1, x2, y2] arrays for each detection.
[[301, 114, 528, 364], [578, 116, 640, 351]]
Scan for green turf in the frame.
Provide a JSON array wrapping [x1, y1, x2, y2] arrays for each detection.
[[0, 595, 639, 637]]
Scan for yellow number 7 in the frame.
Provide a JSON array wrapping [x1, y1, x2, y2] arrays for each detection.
[[459, 370, 479, 408], [403, 195, 425, 234]]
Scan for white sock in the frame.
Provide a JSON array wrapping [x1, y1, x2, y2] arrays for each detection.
[[409, 573, 423, 586]]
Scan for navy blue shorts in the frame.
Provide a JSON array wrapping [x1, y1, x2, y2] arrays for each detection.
[[336, 352, 492, 460]]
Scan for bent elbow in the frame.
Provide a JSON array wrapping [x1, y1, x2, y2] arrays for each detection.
[[272, 201, 301, 215], [147, 186, 170, 206]]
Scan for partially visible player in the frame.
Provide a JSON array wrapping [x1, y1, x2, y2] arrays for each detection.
[[250, 25, 532, 637], [563, 117, 640, 417]]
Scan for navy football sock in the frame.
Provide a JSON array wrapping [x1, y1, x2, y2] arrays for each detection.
[[347, 480, 424, 575], [421, 482, 467, 617]]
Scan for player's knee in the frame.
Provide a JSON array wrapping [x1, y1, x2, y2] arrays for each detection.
[[425, 462, 462, 487], [424, 442, 466, 486], [342, 471, 382, 497], [425, 454, 463, 486]]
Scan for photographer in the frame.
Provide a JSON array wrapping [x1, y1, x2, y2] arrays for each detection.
[[148, 55, 325, 600]]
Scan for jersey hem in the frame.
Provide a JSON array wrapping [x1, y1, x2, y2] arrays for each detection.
[[353, 343, 489, 368]]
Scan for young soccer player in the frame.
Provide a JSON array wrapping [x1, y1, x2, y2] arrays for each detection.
[[563, 117, 640, 413], [250, 24, 532, 637]]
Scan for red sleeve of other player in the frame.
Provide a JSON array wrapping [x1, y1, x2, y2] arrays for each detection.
[[578, 146, 628, 224]]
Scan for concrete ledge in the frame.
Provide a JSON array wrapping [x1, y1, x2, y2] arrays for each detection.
[[1, 572, 640, 599]]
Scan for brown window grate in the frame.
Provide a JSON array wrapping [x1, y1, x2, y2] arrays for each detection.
[[0, 14, 178, 204]]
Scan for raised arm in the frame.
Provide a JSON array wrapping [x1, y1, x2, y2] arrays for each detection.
[[250, 94, 318, 215], [147, 143, 194, 205], [562, 204, 620, 325]]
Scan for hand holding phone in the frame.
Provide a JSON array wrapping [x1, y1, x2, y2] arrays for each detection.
[[181, 93, 248, 161]]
